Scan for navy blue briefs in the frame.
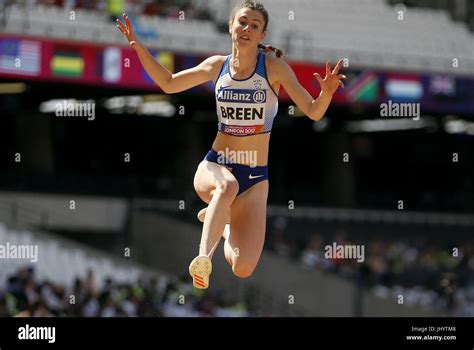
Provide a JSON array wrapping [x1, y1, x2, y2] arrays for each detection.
[[204, 149, 268, 196]]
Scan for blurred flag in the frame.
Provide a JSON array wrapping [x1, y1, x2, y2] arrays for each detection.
[[159, 52, 174, 72], [103, 47, 121, 83], [430, 76, 455, 97], [346, 71, 379, 103], [143, 51, 174, 84], [0, 39, 41, 76], [385, 76, 423, 102], [51, 47, 84, 78]]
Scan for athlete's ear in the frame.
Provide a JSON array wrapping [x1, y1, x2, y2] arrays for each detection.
[[259, 30, 266, 42], [228, 20, 233, 34]]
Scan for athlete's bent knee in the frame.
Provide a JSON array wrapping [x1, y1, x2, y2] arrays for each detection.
[[193, 172, 207, 196], [215, 179, 239, 200], [232, 261, 256, 278]]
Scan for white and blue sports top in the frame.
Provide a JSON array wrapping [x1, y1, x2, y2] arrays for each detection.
[[215, 52, 279, 136]]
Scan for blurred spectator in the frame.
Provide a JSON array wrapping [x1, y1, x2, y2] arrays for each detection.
[[106, 0, 125, 21], [0, 265, 251, 317], [17, 0, 202, 21], [274, 220, 474, 316]]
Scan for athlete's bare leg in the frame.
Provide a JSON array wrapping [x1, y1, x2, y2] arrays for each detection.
[[196, 180, 268, 276], [193, 160, 237, 256], [223, 180, 268, 278], [190, 160, 238, 288], [197, 208, 230, 241]]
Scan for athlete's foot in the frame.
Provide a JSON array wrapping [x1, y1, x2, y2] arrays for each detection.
[[189, 255, 212, 289], [197, 207, 230, 224], [197, 208, 206, 223]]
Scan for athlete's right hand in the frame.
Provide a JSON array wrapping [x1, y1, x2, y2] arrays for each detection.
[[116, 13, 137, 46]]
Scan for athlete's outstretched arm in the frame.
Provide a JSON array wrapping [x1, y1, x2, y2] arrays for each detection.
[[275, 58, 346, 121], [116, 14, 219, 94]]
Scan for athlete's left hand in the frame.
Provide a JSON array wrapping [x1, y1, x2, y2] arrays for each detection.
[[313, 59, 347, 95]]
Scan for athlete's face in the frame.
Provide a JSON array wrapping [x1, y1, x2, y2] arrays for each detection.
[[229, 8, 266, 47]]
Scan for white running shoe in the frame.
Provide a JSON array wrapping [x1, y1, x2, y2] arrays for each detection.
[[189, 255, 212, 289]]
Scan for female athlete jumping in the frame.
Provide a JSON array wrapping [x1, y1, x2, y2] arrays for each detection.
[[117, 1, 346, 289]]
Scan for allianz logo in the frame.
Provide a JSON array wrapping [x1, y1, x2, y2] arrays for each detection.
[[217, 87, 266, 104]]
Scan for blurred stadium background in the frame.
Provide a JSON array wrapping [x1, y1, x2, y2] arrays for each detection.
[[0, 0, 473, 317]]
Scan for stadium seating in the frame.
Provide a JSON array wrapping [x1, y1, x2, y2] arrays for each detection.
[[0, 223, 146, 289], [1, 0, 473, 74]]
